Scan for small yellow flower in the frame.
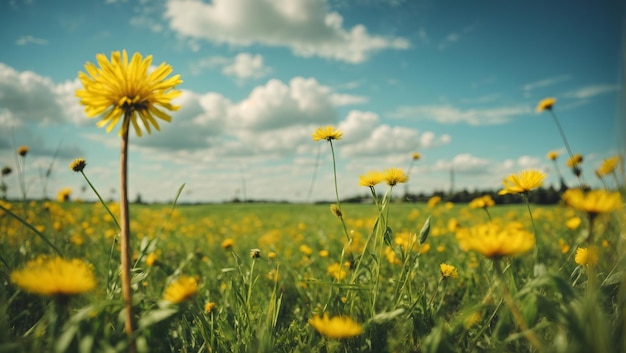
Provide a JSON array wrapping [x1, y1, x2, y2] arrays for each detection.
[[327, 262, 348, 281], [299, 244, 313, 256], [562, 189, 622, 216], [163, 275, 198, 304], [268, 251, 277, 259], [566, 154, 583, 168], [250, 248, 261, 259], [70, 158, 87, 172], [469, 195, 495, 209], [319, 249, 329, 257], [204, 302, 216, 313], [383, 168, 408, 186], [440, 263, 458, 278], [10, 256, 96, 297], [76, 50, 182, 137], [57, 188, 72, 202], [546, 151, 559, 161], [596, 155, 620, 177], [498, 170, 545, 195], [427, 195, 441, 208], [330, 204, 343, 218], [412, 152, 421, 160], [17, 146, 29, 157], [311, 126, 343, 141], [565, 217, 582, 230], [575, 247, 599, 266], [358, 170, 384, 187], [221, 238, 234, 250], [146, 252, 158, 266], [536, 97, 556, 112], [309, 314, 363, 339], [558, 238, 570, 254], [456, 223, 535, 259]]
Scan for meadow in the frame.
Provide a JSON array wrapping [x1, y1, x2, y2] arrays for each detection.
[[1, 195, 624, 352]]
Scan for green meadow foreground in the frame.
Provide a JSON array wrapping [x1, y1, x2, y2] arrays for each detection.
[[1, 199, 625, 352]]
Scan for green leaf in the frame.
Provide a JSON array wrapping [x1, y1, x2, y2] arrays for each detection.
[[419, 216, 431, 244], [138, 308, 178, 328], [383, 226, 393, 246]]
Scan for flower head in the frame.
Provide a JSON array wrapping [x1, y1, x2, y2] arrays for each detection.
[[456, 222, 535, 259], [596, 155, 620, 177], [358, 170, 384, 187], [1, 166, 12, 176], [566, 154, 583, 168], [10, 256, 96, 297], [330, 204, 343, 218], [250, 248, 261, 258], [70, 158, 87, 172], [309, 314, 363, 339], [498, 170, 545, 195], [469, 195, 495, 209], [536, 97, 556, 112], [427, 195, 442, 208], [311, 126, 342, 141], [221, 238, 234, 250], [327, 262, 348, 281], [565, 217, 582, 230], [575, 247, 599, 266], [17, 146, 29, 157], [76, 50, 182, 137], [547, 151, 559, 161], [383, 168, 408, 186], [562, 189, 622, 216], [57, 188, 71, 202], [440, 263, 458, 278], [163, 275, 198, 304], [412, 152, 421, 161]]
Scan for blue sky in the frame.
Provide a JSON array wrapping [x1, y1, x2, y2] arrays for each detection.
[[0, 0, 623, 203]]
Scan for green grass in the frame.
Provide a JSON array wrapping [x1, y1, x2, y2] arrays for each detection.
[[1, 199, 625, 352]]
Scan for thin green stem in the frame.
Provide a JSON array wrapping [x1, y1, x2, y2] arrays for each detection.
[[246, 258, 256, 314], [119, 120, 136, 353], [522, 193, 539, 265], [549, 110, 574, 162], [328, 140, 350, 242], [483, 207, 492, 222], [493, 260, 544, 352], [80, 170, 120, 229]]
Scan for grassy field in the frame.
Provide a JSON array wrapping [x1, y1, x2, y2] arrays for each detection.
[[1, 198, 624, 352]]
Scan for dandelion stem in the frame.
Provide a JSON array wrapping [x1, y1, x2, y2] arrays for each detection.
[[493, 260, 544, 352], [80, 170, 120, 229], [119, 119, 136, 353], [548, 110, 574, 162], [328, 140, 350, 242]]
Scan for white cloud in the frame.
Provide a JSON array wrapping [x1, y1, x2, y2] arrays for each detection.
[[15, 35, 48, 45], [523, 74, 571, 92], [330, 93, 368, 106], [222, 53, 271, 80], [562, 84, 620, 99], [387, 104, 531, 125], [432, 153, 490, 174], [164, 0, 409, 63]]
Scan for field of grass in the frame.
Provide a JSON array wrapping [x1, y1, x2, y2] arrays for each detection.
[[1, 196, 624, 352]]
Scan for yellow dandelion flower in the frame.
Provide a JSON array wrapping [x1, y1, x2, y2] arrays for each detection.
[[574, 247, 599, 266], [17, 146, 29, 157], [327, 262, 348, 281], [57, 188, 72, 202], [311, 126, 343, 141], [250, 248, 261, 258], [546, 151, 559, 161], [596, 155, 620, 177], [163, 275, 198, 304], [330, 204, 343, 218], [498, 170, 545, 195], [562, 189, 622, 216], [204, 302, 216, 313], [309, 314, 363, 339], [268, 251, 277, 259], [440, 263, 458, 278], [469, 195, 495, 209], [456, 223, 535, 259], [536, 97, 556, 112], [221, 238, 234, 250], [566, 154, 583, 168], [70, 158, 87, 172], [358, 170, 384, 187], [427, 195, 442, 208], [76, 50, 182, 137], [383, 168, 408, 186], [412, 152, 421, 160], [10, 256, 96, 297], [565, 217, 582, 230], [146, 252, 158, 266], [299, 244, 313, 256], [319, 249, 329, 257], [558, 239, 570, 254]]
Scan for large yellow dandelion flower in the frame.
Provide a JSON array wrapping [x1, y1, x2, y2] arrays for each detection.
[[311, 126, 343, 141], [10, 256, 96, 297], [536, 97, 556, 112], [498, 170, 545, 195], [358, 170, 384, 187], [76, 50, 182, 137], [562, 189, 622, 216], [163, 275, 198, 304], [309, 313, 363, 339], [383, 168, 408, 186], [456, 223, 535, 259]]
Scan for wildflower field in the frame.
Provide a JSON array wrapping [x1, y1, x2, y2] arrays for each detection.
[[1, 50, 624, 353]]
